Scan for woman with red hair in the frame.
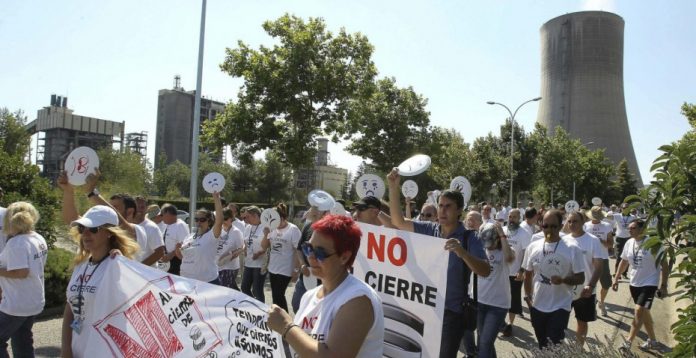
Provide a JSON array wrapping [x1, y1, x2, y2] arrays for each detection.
[[267, 214, 384, 357]]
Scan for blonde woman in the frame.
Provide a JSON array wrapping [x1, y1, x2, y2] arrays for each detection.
[[0, 202, 48, 358], [61, 205, 139, 358]]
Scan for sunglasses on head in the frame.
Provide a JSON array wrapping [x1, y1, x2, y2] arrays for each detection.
[[77, 224, 102, 234], [301, 242, 336, 262], [194, 217, 208, 223], [541, 223, 559, 229]]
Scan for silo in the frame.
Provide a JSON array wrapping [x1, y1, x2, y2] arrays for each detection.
[[537, 11, 642, 186]]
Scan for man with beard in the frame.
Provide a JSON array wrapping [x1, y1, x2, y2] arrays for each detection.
[[500, 209, 532, 337]]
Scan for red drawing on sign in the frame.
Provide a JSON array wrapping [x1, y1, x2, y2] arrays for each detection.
[[102, 291, 184, 358], [69, 156, 89, 176]]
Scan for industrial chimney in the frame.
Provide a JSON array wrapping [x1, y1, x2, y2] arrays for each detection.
[[536, 11, 642, 186]]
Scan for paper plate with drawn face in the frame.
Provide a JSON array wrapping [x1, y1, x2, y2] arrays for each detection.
[[202, 172, 225, 193], [397, 154, 431, 176], [591, 197, 602, 206], [308, 189, 335, 211], [330, 202, 349, 216], [565, 200, 580, 213], [356, 174, 385, 199], [450, 176, 472, 204], [401, 180, 419, 199], [65, 146, 99, 186], [260, 208, 281, 231]]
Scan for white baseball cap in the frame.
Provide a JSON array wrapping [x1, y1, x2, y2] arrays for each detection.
[[71, 205, 119, 228]]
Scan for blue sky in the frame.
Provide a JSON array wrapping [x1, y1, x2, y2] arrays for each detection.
[[2, 0, 694, 185]]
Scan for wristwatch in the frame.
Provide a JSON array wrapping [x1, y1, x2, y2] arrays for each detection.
[[87, 188, 100, 198]]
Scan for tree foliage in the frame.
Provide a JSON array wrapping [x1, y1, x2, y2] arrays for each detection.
[[615, 159, 638, 202], [0, 108, 60, 247], [625, 102, 696, 357], [203, 14, 377, 169], [97, 148, 153, 197]]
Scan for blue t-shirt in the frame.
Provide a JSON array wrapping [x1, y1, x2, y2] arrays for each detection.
[[413, 221, 486, 313]]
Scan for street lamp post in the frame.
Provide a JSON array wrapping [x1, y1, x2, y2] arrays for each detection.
[[486, 97, 542, 208]]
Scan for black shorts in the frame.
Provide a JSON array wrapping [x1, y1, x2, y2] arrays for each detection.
[[615, 237, 630, 259], [630, 285, 657, 309], [572, 294, 597, 322], [508, 276, 523, 314]]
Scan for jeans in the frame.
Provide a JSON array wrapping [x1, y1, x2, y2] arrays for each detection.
[[440, 309, 466, 358], [292, 275, 307, 313], [477, 303, 508, 358], [0, 311, 35, 358], [241, 267, 267, 302], [530, 307, 571, 348], [269, 273, 292, 312]]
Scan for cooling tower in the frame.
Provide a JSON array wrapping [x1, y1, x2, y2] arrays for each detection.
[[536, 11, 642, 187]]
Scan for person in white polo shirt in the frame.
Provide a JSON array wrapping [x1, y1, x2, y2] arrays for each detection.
[[0, 202, 48, 358], [564, 211, 607, 346], [176, 191, 224, 284], [500, 209, 532, 337], [522, 209, 585, 348], [613, 203, 636, 277], [159, 204, 190, 275], [583, 206, 615, 316], [613, 219, 669, 352], [217, 207, 244, 290], [134, 196, 165, 267]]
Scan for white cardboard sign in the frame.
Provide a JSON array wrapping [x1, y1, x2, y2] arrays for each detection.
[[65, 146, 99, 186]]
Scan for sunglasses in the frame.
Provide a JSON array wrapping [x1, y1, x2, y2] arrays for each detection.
[[301, 242, 336, 262], [541, 223, 559, 229], [194, 217, 208, 223], [77, 224, 101, 234]]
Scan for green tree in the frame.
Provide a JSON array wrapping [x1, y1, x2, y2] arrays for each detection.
[[0, 108, 60, 247], [469, 133, 509, 204], [626, 102, 696, 357], [202, 14, 376, 170], [153, 160, 191, 199], [96, 148, 153, 197], [428, 128, 474, 188], [257, 151, 293, 204], [615, 159, 638, 202], [344, 77, 432, 172], [0, 108, 31, 158]]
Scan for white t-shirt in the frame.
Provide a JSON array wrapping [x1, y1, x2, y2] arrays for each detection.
[[294, 274, 384, 358], [531, 231, 545, 243], [0, 232, 48, 316], [66, 258, 113, 356], [216, 226, 244, 271], [232, 218, 246, 233], [180, 230, 220, 282], [477, 249, 511, 309], [157, 221, 166, 233], [583, 221, 613, 258], [522, 239, 585, 312], [621, 238, 662, 287], [132, 225, 148, 262], [267, 223, 302, 276], [243, 224, 265, 268], [0, 207, 6, 253], [505, 226, 532, 275], [520, 221, 537, 237], [495, 207, 509, 222], [614, 214, 636, 238], [563, 232, 608, 293], [162, 219, 190, 253], [138, 219, 165, 265]]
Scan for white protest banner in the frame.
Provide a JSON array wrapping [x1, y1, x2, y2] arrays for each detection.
[[353, 223, 447, 358], [75, 257, 284, 358]]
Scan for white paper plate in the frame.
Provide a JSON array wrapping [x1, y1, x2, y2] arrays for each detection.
[[401, 180, 419, 199], [565, 200, 580, 213], [202, 172, 226, 193], [591, 197, 602, 206], [355, 174, 386, 199], [330, 202, 348, 216], [308, 189, 335, 211], [450, 176, 472, 204], [397, 154, 431, 176], [260, 208, 281, 231], [65, 146, 99, 186]]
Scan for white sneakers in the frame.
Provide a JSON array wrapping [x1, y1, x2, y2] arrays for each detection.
[[598, 301, 608, 316], [639, 339, 658, 351]]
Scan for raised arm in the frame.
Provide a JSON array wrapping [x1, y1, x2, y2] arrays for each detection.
[[386, 168, 414, 232], [212, 191, 224, 239], [57, 171, 79, 224], [84, 168, 135, 236]]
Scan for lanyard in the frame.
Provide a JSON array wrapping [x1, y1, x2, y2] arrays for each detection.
[[75, 256, 106, 316], [543, 240, 561, 257], [632, 239, 643, 259], [247, 225, 259, 247]]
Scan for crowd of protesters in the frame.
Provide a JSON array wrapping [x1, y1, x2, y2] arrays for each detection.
[[0, 163, 671, 357]]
